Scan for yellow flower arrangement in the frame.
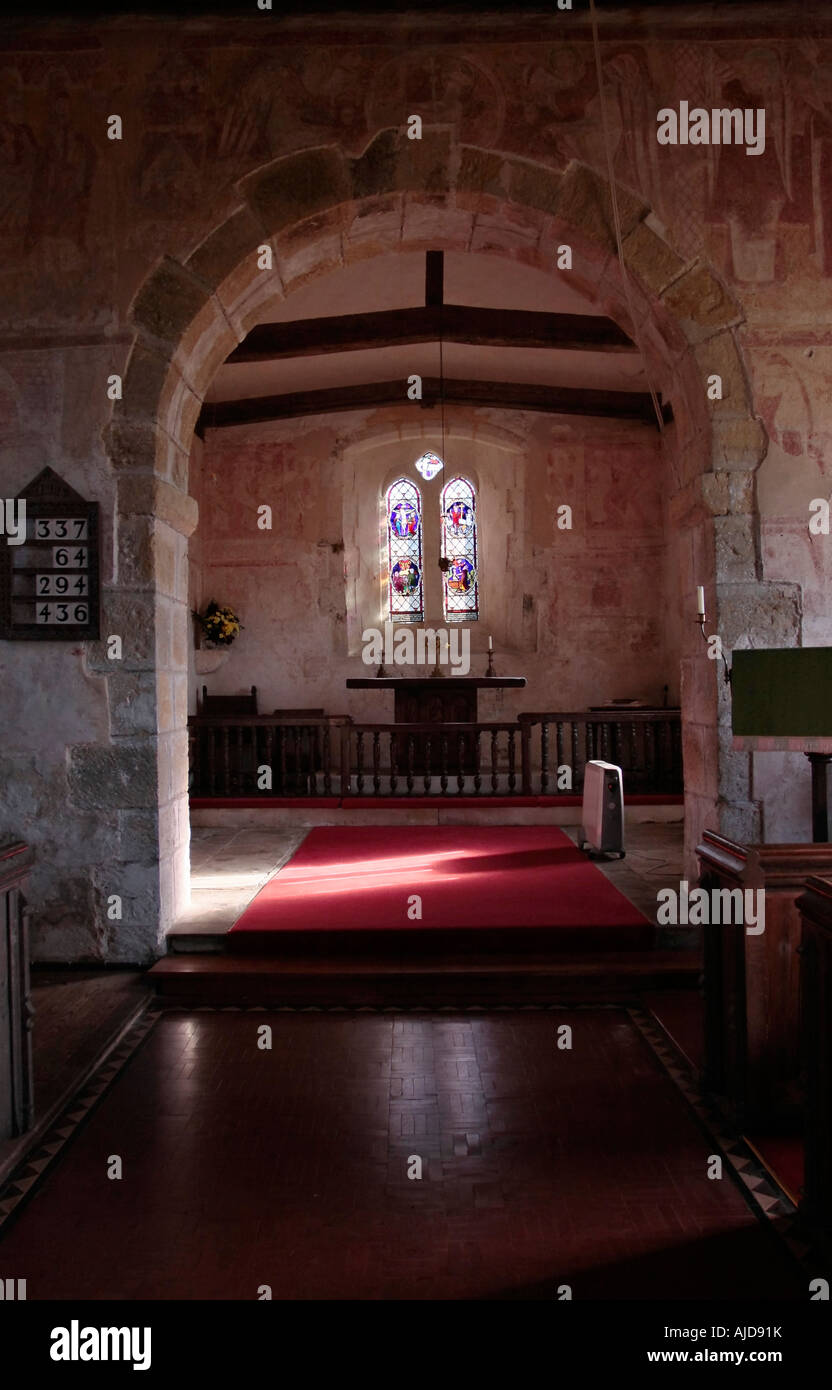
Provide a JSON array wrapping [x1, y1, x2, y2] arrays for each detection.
[[194, 600, 243, 647]]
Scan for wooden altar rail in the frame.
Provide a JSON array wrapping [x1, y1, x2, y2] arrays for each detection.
[[344, 722, 521, 797], [518, 710, 683, 797], [188, 716, 348, 798], [188, 708, 682, 799]]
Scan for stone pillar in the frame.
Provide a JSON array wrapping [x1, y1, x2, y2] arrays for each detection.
[[83, 444, 198, 961]]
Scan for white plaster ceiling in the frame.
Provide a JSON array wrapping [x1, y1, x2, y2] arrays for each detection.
[[205, 250, 648, 405]]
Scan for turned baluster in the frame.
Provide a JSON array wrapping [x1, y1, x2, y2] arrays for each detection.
[[474, 730, 482, 795], [644, 719, 655, 792], [457, 732, 465, 793], [508, 729, 516, 792], [491, 729, 499, 793], [423, 735, 432, 794], [407, 734, 416, 794], [541, 721, 550, 794], [322, 724, 331, 796], [356, 729, 365, 794], [278, 726, 287, 795], [222, 725, 230, 797], [440, 734, 448, 794], [372, 730, 381, 794], [207, 727, 216, 797], [390, 732, 398, 794]]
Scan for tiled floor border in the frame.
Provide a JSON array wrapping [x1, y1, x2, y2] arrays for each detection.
[[627, 1006, 829, 1286], [0, 1008, 159, 1240]]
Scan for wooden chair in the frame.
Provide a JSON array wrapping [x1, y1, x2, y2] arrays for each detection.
[[193, 687, 257, 794], [198, 685, 257, 717]]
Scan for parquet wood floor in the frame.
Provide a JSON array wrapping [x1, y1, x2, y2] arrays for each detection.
[[0, 1009, 805, 1301]]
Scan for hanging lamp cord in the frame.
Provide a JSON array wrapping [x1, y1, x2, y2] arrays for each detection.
[[588, 0, 665, 435]]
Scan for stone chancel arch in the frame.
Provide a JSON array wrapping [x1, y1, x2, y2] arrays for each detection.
[[97, 130, 784, 959]]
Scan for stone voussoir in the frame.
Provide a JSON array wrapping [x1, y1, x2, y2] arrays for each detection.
[[555, 162, 649, 254], [622, 219, 687, 297], [506, 157, 563, 220], [456, 146, 510, 200], [130, 257, 216, 351], [119, 338, 181, 427], [351, 128, 452, 203], [185, 204, 272, 292], [243, 146, 352, 234], [661, 261, 743, 344], [693, 330, 752, 418], [712, 416, 768, 470]]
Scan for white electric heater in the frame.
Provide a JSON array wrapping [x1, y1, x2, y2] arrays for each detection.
[[579, 760, 625, 858]]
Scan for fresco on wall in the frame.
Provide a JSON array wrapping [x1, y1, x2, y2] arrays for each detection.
[[367, 51, 504, 148], [0, 64, 115, 330], [3, 30, 832, 324]]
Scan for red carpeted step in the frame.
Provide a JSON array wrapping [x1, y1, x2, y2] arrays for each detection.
[[228, 825, 653, 954]]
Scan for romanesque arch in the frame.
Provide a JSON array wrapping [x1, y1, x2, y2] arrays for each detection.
[[99, 129, 788, 955]]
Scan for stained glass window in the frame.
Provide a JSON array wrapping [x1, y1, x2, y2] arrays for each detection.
[[441, 476, 478, 622], [386, 478, 423, 622], [415, 451, 444, 481]]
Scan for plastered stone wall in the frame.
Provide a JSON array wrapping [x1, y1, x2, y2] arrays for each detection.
[[2, 6, 830, 956]]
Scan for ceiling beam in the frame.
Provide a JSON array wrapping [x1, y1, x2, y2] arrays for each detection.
[[200, 378, 670, 430], [225, 305, 636, 363]]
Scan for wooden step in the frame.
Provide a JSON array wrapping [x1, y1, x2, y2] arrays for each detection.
[[149, 950, 701, 1007]]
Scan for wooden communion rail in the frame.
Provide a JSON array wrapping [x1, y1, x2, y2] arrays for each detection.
[[188, 709, 683, 800]]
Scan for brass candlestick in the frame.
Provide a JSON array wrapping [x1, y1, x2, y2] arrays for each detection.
[[485, 649, 496, 677]]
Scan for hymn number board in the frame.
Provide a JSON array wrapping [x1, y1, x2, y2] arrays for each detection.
[[0, 467, 100, 641]]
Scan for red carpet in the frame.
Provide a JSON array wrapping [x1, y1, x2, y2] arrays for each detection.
[[229, 826, 653, 953]]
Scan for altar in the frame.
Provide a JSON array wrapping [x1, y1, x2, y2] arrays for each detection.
[[346, 676, 526, 775], [345, 675, 526, 724]]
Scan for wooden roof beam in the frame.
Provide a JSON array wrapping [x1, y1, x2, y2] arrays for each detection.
[[199, 377, 671, 430], [226, 305, 636, 363]]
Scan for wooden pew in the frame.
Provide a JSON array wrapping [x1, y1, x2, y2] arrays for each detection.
[[698, 831, 832, 1130], [796, 876, 832, 1247]]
